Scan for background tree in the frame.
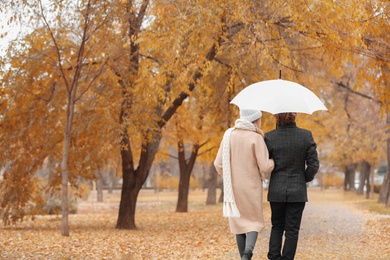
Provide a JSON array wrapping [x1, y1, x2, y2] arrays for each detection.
[[114, 0, 244, 229], [0, 0, 116, 236], [163, 78, 221, 212], [355, 1, 390, 206]]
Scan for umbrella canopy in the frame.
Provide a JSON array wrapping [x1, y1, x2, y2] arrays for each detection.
[[230, 79, 327, 115]]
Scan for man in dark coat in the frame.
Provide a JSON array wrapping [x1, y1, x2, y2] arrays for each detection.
[[265, 112, 319, 260]]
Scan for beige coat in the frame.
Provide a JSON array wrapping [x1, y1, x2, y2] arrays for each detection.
[[214, 128, 274, 234]]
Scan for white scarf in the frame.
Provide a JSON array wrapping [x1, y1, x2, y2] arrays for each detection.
[[222, 118, 258, 218]]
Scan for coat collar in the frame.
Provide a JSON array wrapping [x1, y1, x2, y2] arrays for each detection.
[[276, 122, 297, 129]]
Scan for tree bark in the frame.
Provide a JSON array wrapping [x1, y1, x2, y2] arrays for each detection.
[[344, 164, 356, 191], [116, 172, 142, 229], [366, 168, 371, 200], [357, 161, 370, 196], [107, 167, 115, 194], [60, 54, 84, 236], [218, 184, 224, 203], [117, 127, 161, 229], [96, 179, 103, 202], [176, 141, 199, 212], [94, 168, 104, 202], [60, 42, 80, 238], [378, 112, 390, 206], [60, 117, 71, 237], [206, 162, 218, 205]]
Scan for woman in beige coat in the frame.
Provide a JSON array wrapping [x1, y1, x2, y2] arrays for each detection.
[[214, 109, 274, 260]]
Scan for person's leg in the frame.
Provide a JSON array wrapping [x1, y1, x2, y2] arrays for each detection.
[[268, 202, 286, 260], [281, 202, 305, 260], [236, 233, 246, 258], [241, 231, 258, 259]]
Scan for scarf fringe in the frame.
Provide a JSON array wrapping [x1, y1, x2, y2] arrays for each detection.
[[223, 201, 241, 218]]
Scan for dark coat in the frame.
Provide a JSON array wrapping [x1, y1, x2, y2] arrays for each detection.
[[265, 123, 319, 202]]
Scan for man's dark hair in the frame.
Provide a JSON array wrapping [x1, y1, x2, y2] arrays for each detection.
[[275, 113, 297, 126]]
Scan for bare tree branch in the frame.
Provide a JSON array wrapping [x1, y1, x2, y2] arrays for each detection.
[[334, 81, 381, 103], [38, 0, 70, 92]]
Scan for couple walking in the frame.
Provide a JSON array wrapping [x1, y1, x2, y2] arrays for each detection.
[[214, 109, 320, 260]]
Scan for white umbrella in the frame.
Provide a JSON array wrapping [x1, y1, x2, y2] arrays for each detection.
[[230, 79, 327, 115]]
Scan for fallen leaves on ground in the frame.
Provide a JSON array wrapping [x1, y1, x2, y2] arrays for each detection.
[[0, 189, 389, 259]]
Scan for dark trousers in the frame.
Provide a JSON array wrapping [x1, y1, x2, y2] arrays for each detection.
[[267, 202, 306, 260]]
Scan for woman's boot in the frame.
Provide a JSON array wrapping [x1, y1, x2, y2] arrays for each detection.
[[241, 250, 253, 260]]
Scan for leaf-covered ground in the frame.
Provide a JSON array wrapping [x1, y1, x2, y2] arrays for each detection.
[[0, 188, 389, 259]]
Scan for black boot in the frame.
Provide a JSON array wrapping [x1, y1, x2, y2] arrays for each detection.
[[241, 250, 253, 260]]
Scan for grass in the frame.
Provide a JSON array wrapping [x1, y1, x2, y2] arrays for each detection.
[[341, 189, 390, 215], [358, 199, 390, 215]]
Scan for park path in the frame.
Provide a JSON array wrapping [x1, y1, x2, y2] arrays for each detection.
[[226, 188, 390, 260], [1, 187, 388, 259]]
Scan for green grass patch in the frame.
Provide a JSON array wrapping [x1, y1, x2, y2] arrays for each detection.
[[340, 190, 390, 215], [357, 200, 390, 215]]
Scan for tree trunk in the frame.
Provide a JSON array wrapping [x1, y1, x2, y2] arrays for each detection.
[[378, 112, 390, 206], [206, 162, 218, 205], [176, 141, 199, 213], [378, 171, 390, 207], [369, 164, 374, 199], [116, 128, 139, 229], [366, 169, 371, 200], [363, 161, 371, 199], [96, 179, 103, 202], [202, 165, 206, 192], [357, 161, 370, 195], [344, 164, 356, 191], [60, 130, 70, 237], [116, 177, 142, 229], [116, 130, 161, 229], [176, 169, 192, 212], [107, 168, 114, 194], [61, 87, 78, 237], [94, 168, 104, 202], [218, 182, 224, 203], [60, 71, 79, 237]]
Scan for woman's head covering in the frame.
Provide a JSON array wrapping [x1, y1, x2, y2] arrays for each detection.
[[239, 109, 262, 122]]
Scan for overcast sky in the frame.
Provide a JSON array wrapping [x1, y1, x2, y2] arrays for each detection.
[[0, 11, 20, 55]]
